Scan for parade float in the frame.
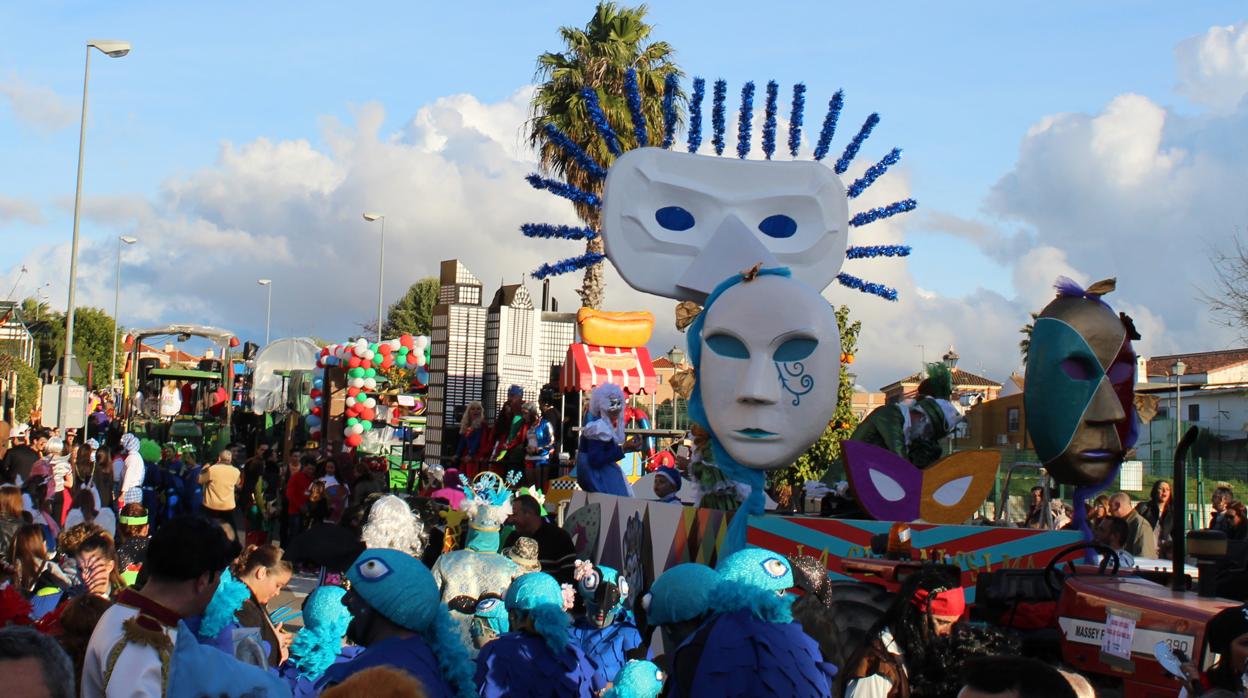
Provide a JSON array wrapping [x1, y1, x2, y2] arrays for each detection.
[[515, 71, 1242, 696]]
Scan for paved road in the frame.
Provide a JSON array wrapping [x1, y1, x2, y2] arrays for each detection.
[[270, 572, 320, 631]]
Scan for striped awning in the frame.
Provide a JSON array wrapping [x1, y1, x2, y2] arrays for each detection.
[[561, 343, 657, 394]]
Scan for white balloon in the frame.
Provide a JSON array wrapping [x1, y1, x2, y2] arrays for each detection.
[[353, 423, 365, 435], [365, 350, 375, 361], [363, 378, 377, 391], [414, 336, 429, 350], [416, 354, 427, 367], [350, 378, 365, 389], [365, 398, 377, 409]]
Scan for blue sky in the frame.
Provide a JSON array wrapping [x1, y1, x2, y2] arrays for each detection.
[[2, 2, 1246, 386]]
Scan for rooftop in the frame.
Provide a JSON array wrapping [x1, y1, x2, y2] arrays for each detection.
[[881, 367, 1004, 392], [1145, 349, 1248, 377]]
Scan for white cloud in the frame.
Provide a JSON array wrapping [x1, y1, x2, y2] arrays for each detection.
[[0, 195, 43, 225], [0, 73, 75, 133], [1175, 22, 1248, 112]]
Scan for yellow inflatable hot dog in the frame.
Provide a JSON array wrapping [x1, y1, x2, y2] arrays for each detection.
[[577, 308, 655, 348]]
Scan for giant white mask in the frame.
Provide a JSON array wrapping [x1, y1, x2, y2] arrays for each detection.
[[602, 148, 849, 303], [694, 272, 840, 469]]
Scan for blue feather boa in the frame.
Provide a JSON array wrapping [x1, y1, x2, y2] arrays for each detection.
[[197, 569, 250, 641], [710, 581, 794, 624]]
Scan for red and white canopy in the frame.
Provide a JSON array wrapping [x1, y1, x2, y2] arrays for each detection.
[[561, 343, 657, 394]]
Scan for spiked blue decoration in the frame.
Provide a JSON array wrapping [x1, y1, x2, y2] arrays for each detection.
[[525, 174, 602, 208], [835, 113, 880, 175], [581, 87, 622, 157], [662, 73, 679, 149], [837, 272, 898, 301], [532, 252, 607, 280], [712, 79, 727, 156], [736, 81, 755, 159], [687, 77, 705, 154], [761, 81, 778, 160], [521, 223, 598, 241], [812, 90, 844, 161], [543, 124, 607, 180], [787, 83, 806, 158], [846, 244, 912, 259], [847, 147, 902, 198], [849, 198, 918, 227], [625, 68, 648, 147]]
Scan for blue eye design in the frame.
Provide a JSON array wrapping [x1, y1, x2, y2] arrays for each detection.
[[655, 206, 695, 231], [759, 214, 797, 239], [774, 337, 818, 362], [760, 557, 789, 578], [356, 558, 392, 581], [706, 334, 749, 359], [476, 598, 501, 613]]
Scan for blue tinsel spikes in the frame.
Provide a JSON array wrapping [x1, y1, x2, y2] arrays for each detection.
[[847, 148, 902, 199], [737, 81, 755, 159], [836, 272, 898, 301], [525, 174, 602, 208], [712, 79, 727, 156], [813, 90, 844, 162], [625, 67, 648, 148], [846, 244, 911, 259], [521, 223, 599, 241], [687, 77, 705, 154], [532, 252, 606, 280], [542, 124, 607, 181], [581, 87, 622, 157], [662, 73, 679, 149], [835, 113, 880, 175], [787, 83, 806, 158], [761, 81, 778, 160], [848, 198, 918, 227]]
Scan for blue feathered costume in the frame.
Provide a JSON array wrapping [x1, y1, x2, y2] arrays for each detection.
[[664, 548, 836, 698], [278, 586, 363, 698], [568, 561, 644, 684], [475, 572, 605, 697], [318, 549, 477, 698]]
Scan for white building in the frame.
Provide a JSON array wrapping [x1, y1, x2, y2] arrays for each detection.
[[1136, 349, 1248, 467], [425, 260, 488, 467]]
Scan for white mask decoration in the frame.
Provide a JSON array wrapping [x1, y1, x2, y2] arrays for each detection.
[[696, 272, 840, 469], [602, 148, 849, 303]]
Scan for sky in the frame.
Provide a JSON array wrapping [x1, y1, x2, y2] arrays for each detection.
[[1, 2, 1247, 389]]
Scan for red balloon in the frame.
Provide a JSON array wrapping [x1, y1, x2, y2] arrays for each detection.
[[347, 387, 360, 397], [348, 356, 362, 369], [401, 334, 414, 347], [406, 353, 417, 365], [320, 347, 330, 355], [310, 389, 322, 399], [311, 406, 321, 416], [382, 356, 393, 368], [362, 359, 372, 370], [346, 434, 362, 448], [378, 344, 392, 355], [360, 408, 375, 421]]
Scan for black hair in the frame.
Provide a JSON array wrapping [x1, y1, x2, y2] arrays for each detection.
[[0, 626, 74, 698], [1101, 516, 1129, 547], [960, 656, 1077, 698], [858, 565, 962, 683], [143, 516, 240, 583], [513, 494, 541, 517]]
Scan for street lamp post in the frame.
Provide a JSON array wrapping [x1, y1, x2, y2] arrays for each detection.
[[1173, 359, 1187, 452], [58, 39, 130, 434], [363, 213, 385, 342], [257, 279, 272, 345], [109, 235, 137, 389], [666, 346, 686, 431]]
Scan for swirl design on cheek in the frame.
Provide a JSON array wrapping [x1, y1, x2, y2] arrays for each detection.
[[776, 361, 815, 406]]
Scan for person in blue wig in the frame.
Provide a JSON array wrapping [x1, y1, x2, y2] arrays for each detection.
[[638, 562, 719, 670], [602, 660, 665, 698], [664, 548, 835, 698], [475, 571, 604, 697], [569, 560, 644, 685], [469, 593, 509, 650], [278, 585, 362, 698], [318, 549, 476, 698], [574, 383, 643, 496]]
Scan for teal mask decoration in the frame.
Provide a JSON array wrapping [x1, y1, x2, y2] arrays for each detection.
[[1026, 317, 1103, 462]]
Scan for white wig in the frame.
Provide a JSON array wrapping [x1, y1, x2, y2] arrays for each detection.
[[584, 383, 628, 444], [361, 495, 426, 557]]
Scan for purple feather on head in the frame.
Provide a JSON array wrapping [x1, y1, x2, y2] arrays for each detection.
[[1053, 276, 1087, 298]]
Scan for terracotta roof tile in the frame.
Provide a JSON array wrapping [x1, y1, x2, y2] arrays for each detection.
[[1146, 349, 1248, 377]]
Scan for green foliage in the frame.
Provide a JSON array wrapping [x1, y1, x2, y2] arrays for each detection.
[[382, 277, 439, 338], [773, 305, 862, 487], [0, 353, 40, 421], [528, 1, 683, 308], [20, 298, 122, 389]]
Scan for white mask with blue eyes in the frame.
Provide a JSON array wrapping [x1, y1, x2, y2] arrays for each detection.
[[601, 148, 849, 304], [698, 273, 840, 470]]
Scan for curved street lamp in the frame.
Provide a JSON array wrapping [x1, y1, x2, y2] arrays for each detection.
[[363, 213, 385, 341]]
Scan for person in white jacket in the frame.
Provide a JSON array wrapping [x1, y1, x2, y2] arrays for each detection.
[[118, 434, 145, 506]]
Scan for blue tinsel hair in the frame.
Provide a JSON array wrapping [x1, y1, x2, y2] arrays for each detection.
[[427, 602, 478, 698], [708, 580, 795, 624], [287, 587, 352, 682], [197, 568, 250, 641], [530, 604, 572, 656], [686, 267, 793, 554]]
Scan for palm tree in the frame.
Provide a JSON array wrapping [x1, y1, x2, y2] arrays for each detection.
[[528, 2, 683, 309]]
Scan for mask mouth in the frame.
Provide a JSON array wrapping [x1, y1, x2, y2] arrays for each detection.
[[734, 428, 778, 440]]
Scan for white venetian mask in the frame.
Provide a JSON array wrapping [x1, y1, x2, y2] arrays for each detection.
[[696, 273, 840, 469], [602, 148, 849, 303]]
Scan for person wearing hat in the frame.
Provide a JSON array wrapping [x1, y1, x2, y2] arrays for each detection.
[[1, 423, 38, 485], [504, 536, 542, 574], [278, 585, 363, 698], [468, 593, 508, 650], [319, 549, 475, 698], [652, 467, 682, 505], [638, 563, 719, 671], [666, 548, 834, 698], [117, 434, 146, 507], [474, 571, 605, 697], [569, 560, 644, 687], [1179, 603, 1248, 696], [836, 364, 961, 473], [841, 567, 965, 698]]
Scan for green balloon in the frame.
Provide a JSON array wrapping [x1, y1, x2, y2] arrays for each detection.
[[348, 367, 363, 378], [361, 421, 373, 432], [398, 346, 409, 355], [346, 417, 359, 427], [365, 368, 377, 378], [356, 393, 368, 404], [370, 343, 379, 353]]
